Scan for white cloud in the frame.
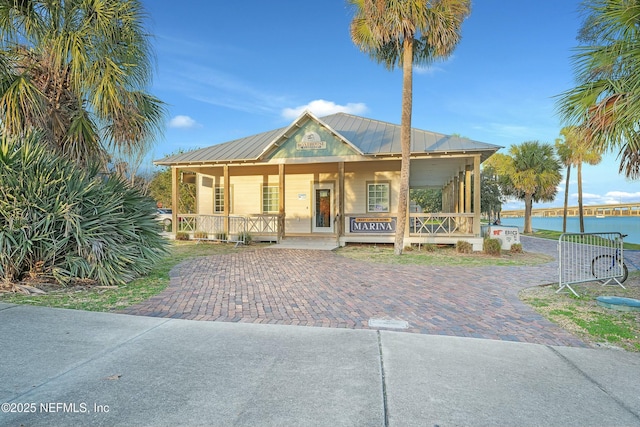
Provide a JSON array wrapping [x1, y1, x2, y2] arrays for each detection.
[[168, 115, 199, 129], [414, 64, 444, 75], [604, 190, 640, 200], [281, 99, 368, 120], [414, 55, 454, 75]]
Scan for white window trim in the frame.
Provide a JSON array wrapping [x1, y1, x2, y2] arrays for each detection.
[[213, 185, 233, 214], [367, 182, 390, 213], [262, 185, 279, 214]]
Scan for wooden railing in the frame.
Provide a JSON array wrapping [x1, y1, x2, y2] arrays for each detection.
[[176, 214, 282, 241], [409, 213, 474, 236]]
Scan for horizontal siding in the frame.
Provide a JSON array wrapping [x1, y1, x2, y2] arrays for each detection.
[[284, 174, 313, 234]]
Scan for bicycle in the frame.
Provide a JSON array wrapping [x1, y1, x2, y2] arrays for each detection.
[[590, 233, 628, 284]]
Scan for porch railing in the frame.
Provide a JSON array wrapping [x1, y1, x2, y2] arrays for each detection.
[[409, 213, 474, 236], [176, 214, 281, 241]]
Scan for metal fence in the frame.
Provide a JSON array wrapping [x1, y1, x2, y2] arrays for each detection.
[[558, 232, 626, 297]]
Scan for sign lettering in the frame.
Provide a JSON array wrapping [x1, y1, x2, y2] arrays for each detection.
[[349, 217, 397, 233]]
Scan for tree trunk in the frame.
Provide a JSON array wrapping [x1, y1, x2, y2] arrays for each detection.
[[394, 38, 414, 256], [578, 162, 585, 232], [523, 192, 533, 234], [562, 165, 571, 233]]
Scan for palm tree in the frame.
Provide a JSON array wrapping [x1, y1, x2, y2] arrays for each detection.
[[349, 0, 470, 255], [556, 0, 640, 179], [487, 142, 562, 234], [555, 130, 573, 233], [555, 126, 602, 233], [0, 0, 164, 167]]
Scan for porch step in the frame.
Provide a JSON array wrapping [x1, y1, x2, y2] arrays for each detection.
[[266, 237, 339, 251]]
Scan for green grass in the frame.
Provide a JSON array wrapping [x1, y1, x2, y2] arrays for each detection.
[[0, 241, 249, 312], [573, 316, 637, 342], [336, 244, 554, 267], [520, 277, 640, 352]]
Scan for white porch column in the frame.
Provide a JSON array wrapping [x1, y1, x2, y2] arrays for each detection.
[[171, 166, 179, 236], [465, 166, 472, 213], [473, 155, 481, 236], [458, 171, 464, 213], [279, 164, 285, 240], [223, 165, 230, 236]]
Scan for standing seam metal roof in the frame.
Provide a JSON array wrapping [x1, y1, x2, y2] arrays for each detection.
[[155, 112, 501, 165]]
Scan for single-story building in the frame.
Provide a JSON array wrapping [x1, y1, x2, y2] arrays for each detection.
[[155, 111, 501, 250]]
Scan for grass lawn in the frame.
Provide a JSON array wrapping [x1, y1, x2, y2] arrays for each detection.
[[521, 229, 640, 351], [520, 274, 640, 352], [335, 243, 553, 266]]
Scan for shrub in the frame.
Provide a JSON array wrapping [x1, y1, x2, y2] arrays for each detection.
[[0, 133, 168, 286], [422, 243, 436, 252], [193, 231, 208, 239], [510, 243, 523, 253], [237, 231, 252, 244], [175, 232, 190, 241], [456, 240, 473, 254], [483, 238, 502, 256]]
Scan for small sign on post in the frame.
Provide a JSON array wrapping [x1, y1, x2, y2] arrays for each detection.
[[487, 226, 520, 250]]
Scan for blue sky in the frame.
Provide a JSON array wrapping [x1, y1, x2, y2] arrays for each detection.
[[142, 0, 639, 210]]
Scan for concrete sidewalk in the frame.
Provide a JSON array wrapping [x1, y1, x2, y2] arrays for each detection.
[[1, 303, 639, 426]]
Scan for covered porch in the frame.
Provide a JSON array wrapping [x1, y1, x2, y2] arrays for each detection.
[[166, 154, 484, 249]]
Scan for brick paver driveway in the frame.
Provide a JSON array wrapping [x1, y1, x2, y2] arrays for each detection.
[[120, 236, 587, 347]]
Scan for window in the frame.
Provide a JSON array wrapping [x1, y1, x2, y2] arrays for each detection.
[[367, 183, 390, 212], [214, 186, 225, 213], [262, 186, 279, 213]]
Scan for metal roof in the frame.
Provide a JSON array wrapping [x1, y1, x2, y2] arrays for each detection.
[[155, 112, 502, 165]]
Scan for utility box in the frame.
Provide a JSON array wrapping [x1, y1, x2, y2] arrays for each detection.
[[487, 226, 520, 250]]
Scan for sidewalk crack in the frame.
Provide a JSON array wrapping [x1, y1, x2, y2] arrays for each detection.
[[547, 346, 640, 423], [377, 330, 389, 427]]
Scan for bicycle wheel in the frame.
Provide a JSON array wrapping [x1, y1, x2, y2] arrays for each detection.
[[591, 255, 627, 283], [620, 263, 629, 284], [591, 255, 615, 280]]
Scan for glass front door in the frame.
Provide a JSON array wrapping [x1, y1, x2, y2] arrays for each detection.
[[313, 184, 333, 233]]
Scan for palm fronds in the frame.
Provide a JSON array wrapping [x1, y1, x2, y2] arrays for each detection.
[[0, 132, 168, 287]]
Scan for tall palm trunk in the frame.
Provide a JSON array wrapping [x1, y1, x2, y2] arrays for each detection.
[[562, 165, 571, 233], [523, 193, 533, 234], [577, 162, 585, 232], [394, 37, 413, 255]]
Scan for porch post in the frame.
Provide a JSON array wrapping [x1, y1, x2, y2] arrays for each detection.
[[473, 155, 481, 236], [338, 162, 345, 239], [465, 166, 472, 213], [453, 176, 459, 213], [458, 171, 464, 214], [223, 165, 230, 237], [171, 166, 179, 236], [279, 164, 285, 241]]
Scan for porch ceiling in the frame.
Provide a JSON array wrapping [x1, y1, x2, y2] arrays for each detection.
[[409, 157, 472, 187]]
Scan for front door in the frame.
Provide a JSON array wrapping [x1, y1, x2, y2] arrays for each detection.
[[312, 184, 333, 233]]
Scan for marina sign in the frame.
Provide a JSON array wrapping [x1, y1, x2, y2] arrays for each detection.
[[349, 217, 396, 233]]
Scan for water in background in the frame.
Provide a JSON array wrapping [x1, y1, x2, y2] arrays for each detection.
[[499, 216, 640, 244]]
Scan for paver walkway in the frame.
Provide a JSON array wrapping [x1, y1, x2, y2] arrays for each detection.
[[120, 236, 594, 347]]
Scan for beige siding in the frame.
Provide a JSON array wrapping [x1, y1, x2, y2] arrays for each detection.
[[284, 174, 312, 233], [196, 162, 401, 235], [344, 162, 400, 215], [230, 175, 266, 214], [196, 173, 225, 215]]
